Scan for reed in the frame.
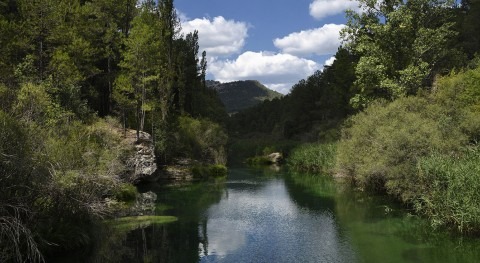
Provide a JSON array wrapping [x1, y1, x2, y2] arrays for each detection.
[[416, 147, 480, 234], [288, 143, 337, 173]]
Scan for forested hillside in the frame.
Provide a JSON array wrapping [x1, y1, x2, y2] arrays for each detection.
[[207, 80, 283, 113], [231, 0, 479, 141], [0, 0, 227, 261], [229, 48, 356, 140], [230, 0, 480, 234]]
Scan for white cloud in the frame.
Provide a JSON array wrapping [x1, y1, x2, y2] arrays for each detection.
[[273, 24, 345, 56], [324, 56, 336, 66], [265, 83, 295, 95], [181, 16, 249, 57], [176, 9, 190, 22], [309, 0, 360, 20], [209, 51, 320, 94]]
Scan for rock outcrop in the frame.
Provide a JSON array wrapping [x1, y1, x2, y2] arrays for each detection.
[[124, 130, 158, 184], [129, 191, 157, 216], [267, 152, 283, 164], [157, 158, 197, 181]]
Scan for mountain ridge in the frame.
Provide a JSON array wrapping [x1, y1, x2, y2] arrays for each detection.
[[206, 80, 283, 113]]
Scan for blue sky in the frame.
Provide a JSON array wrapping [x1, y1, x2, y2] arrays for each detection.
[[175, 0, 361, 94]]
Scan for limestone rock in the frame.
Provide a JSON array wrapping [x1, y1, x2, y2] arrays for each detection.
[[157, 158, 197, 181], [267, 152, 283, 164], [124, 130, 158, 184]]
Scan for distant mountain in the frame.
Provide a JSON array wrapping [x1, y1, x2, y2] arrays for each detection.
[[206, 80, 283, 113]]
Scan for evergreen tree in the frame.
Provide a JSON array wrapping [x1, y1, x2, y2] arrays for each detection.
[[116, 1, 161, 140]]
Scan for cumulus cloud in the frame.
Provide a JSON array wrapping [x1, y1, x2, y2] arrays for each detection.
[[265, 83, 296, 95], [324, 56, 336, 66], [273, 24, 345, 56], [176, 9, 189, 22], [181, 16, 249, 57], [209, 51, 320, 94], [309, 0, 360, 20]]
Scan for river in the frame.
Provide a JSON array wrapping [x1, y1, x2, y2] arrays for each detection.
[[60, 166, 480, 262]]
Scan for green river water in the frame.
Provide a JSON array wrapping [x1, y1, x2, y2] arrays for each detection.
[[56, 166, 480, 262]]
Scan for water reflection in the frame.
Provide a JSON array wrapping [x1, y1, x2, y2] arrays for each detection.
[[285, 171, 480, 263], [56, 167, 480, 262], [198, 168, 356, 262]]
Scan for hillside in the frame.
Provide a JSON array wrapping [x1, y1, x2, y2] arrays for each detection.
[[207, 80, 283, 113]]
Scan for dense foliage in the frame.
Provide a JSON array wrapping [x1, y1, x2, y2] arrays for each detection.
[[208, 80, 283, 113], [342, 0, 464, 108], [0, 0, 227, 261], [287, 143, 337, 173], [337, 63, 480, 233], [229, 47, 357, 140]]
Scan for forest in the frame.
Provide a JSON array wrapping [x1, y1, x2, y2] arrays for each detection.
[[2, 0, 480, 262], [0, 0, 227, 261], [231, 0, 480, 234]]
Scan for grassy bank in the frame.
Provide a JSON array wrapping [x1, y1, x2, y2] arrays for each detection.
[[415, 147, 480, 233], [286, 65, 480, 234], [287, 143, 337, 173], [0, 105, 140, 260]]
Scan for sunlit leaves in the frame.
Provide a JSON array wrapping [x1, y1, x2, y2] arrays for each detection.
[[343, 0, 461, 108]]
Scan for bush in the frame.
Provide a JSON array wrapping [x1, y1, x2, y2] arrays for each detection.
[[0, 110, 44, 262], [1, 110, 134, 260], [172, 116, 228, 165], [415, 147, 480, 233], [288, 143, 337, 173], [433, 65, 480, 143], [246, 156, 273, 165], [336, 64, 480, 233], [114, 183, 138, 202], [192, 164, 227, 179], [336, 97, 465, 199]]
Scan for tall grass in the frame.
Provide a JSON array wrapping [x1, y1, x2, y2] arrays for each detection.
[[288, 143, 337, 173], [416, 147, 480, 233], [334, 64, 480, 234]]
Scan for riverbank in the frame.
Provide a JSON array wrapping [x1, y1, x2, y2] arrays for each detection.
[[1, 113, 190, 261], [287, 140, 480, 235], [284, 64, 480, 235], [53, 166, 480, 262]]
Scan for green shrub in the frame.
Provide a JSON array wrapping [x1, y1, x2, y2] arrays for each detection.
[[246, 156, 273, 165], [335, 65, 480, 234], [288, 143, 337, 173], [433, 65, 480, 143], [0, 110, 45, 262], [172, 116, 228, 165], [336, 97, 465, 199], [114, 183, 138, 202], [192, 164, 227, 179], [415, 147, 480, 233]]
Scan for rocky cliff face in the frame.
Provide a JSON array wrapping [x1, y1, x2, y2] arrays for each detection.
[[157, 158, 197, 181], [123, 130, 158, 184]]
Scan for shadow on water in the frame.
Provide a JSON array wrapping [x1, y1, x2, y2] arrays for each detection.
[[51, 166, 480, 263], [284, 170, 480, 263], [50, 179, 226, 263]]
